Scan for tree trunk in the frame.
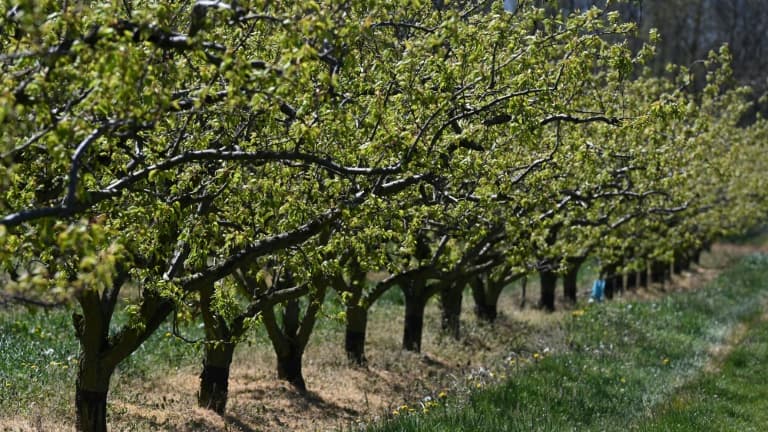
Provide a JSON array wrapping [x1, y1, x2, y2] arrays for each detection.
[[198, 341, 235, 414], [402, 285, 428, 352], [640, 263, 649, 288], [520, 276, 527, 309], [275, 298, 307, 391], [262, 278, 326, 393], [607, 273, 622, 300], [651, 260, 667, 284], [277, 344, 306, 391], [604, 278, 614, 300], [73, 281, 118, 432], [680, 253, 691, 272], [440, 281, 463, 340], [471, 277, 498, 322], [344, 302, 368, 365], [75, 380, 110, 432], [626, 271, 637, 291], [673, 251, 685, 274], [603, 264, 618, 300], [198, 279, 236, 414], [564, 257, 586, 304], [538, 270, 557, 312], [73, 273, 172, 432], [563, 265, 578, 304], [692, 249, 702, 266], [75, 322, 114, 432]]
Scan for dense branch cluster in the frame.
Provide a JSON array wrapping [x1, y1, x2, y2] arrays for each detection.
[[1, 1, 767, 431]]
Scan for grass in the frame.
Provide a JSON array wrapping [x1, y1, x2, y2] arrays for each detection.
[[0, 247, 764, 430], [0, 308, 78, 419], [0, 286, 373, 422], [368, 254, 768, 432], [0, 306, 202, 422], [0, 275, 537, 430], [636, 309, 768, 431]]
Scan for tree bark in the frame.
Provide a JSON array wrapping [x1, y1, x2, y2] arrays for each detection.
[[266, 307, 308, 392], [197, 279, 237, 414], [625, 271, 637, 291], [651, 260, 668, 284], [262, 278, 326, 393], [75, 317, 114, 432], [563, 257, 585, 304], [402, 280, 429, 352], [440, 281, 463, 340], [681, 254, 691, 272], [403, 296, 427, 352], [692, 249, 702, 265], [520, 276, 527, 309], [198, 341, 235, 414], [276, 343, 307, 391], [73, 294, 172, 432], [470, 277, 497, 322], [607, 273, 621, 300], [538, 270, 557, 312], [563, 267, 578, 304], [271, 298, 308, 392], [72, 272, 127, 432], [344, 302, 368, 365], [673, 251, 684, 274], [640, 263, 649, 288], [603, 264, 619, 300], [75, 371, 112, 432]]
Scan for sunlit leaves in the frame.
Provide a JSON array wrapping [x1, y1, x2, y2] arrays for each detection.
[[0, 0, 767, 349]]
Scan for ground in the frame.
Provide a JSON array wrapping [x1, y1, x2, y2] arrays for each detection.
[[1, 243, 763, 431]]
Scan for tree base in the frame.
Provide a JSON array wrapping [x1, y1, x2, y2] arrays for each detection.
[[199, 364, 230, 414], [345, 329, 367, 366], [76, 387, 108, 432], [277, 352, 307, 392]]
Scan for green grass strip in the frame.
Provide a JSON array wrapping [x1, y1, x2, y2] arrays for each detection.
[[634, 309, 768, 431], [0, 306, 201, 418], [369, 254, 768, 432], [0, 308, 78, 418]]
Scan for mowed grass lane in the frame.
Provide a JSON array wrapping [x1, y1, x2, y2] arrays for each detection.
[[370, 254, 768, 432]]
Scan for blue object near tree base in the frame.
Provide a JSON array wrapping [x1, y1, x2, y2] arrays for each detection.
[[591, 279, 605, 302]]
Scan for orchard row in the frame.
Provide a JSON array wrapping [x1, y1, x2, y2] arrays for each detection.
[[1, 1, 766, 431]]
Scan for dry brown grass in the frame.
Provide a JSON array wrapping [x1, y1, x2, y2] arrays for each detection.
[[3, 242, 766, 431], [0, 417, 59, 432]]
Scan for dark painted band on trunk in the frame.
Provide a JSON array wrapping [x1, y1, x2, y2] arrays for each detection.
[[76, 388, 108, 403], [200, 364, 230, 384], [405, 312, 423, 330], [403, 311, 423, 351], [345, 330, 365, 349], [475, 303, 498, 321]]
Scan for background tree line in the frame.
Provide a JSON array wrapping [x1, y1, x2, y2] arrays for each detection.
[[559, 0, 768, 118]]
